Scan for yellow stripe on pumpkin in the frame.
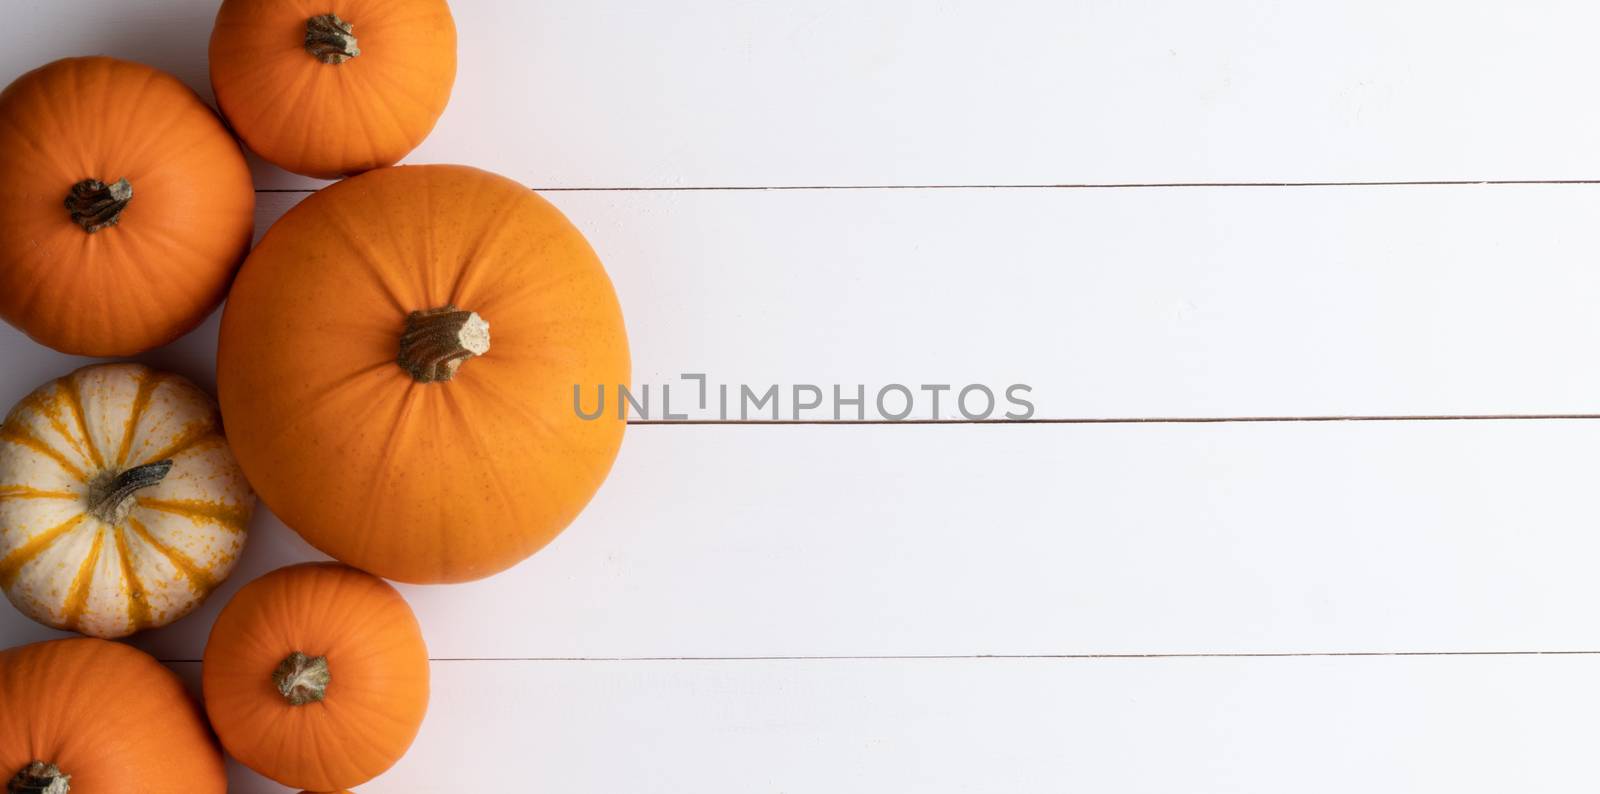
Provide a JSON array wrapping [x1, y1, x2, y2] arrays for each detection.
[[60, 374, 105, 470], [138, 422, 219, 465], [0, 514, 86, 589], [17, 385, 94, 473], [113, 525, 152, 630], [0, 425, 88, 482], [61, 527, 105, 631], [127, 516, 215, 593], [136, 498, 250, 532], [116, 370, 162, 467], [0, 485, 79, 502]]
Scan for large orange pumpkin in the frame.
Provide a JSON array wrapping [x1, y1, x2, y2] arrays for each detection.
[[209, 0, 457, 178], [0, 637, 227, 793], [203, 563, 429, 791], [217, 165, 629, 583], [0, 57, 255, 356]]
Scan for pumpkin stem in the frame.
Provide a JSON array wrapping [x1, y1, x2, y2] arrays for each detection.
[[64, 178, 132, 234], [398, 305, 491, 383], [7, 761, 69, 794], [86, 460, 172, 524], [274, 651, 331, 705], [305, 14, 360, 64]]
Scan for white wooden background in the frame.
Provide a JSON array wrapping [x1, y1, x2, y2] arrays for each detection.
[[6, 0, 1600, 790]]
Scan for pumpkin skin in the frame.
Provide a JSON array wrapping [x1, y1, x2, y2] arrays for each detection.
[[210, 0, 457, 178], [217, 165, 629, 583], [0, 363, 255, 638], [0, 56, 255, 356], [0, 637, 227, 793], [203, 563, 429, 791]]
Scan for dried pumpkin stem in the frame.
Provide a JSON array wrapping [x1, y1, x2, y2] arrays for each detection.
[[87, 460, 172, 524], [64, 178, 132, 234], [398, 305, 491, 383], [305, 14, 360, 64], [274, 651, 331, 705], [7, 761, 69, 794]]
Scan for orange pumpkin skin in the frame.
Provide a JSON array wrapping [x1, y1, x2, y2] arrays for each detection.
[[217, 165, 629, 583], [210, 0, 457, 178], [0, 638, 227, 793], [203, 563, 429, 791], [0, 57, 255, 356]]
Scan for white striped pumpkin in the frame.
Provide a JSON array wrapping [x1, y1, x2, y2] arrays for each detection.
[[0, 363, 254, 638]]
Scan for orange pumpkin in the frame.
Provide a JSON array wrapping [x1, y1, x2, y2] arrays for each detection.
[[217, 165, 629, 583], [209, 0, 457, 178], [0, 637, 227, 793], [203, 563, 429, 791], [0, 57, 255, 356]]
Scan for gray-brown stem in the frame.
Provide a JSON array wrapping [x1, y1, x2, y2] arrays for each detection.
[[8, 761, 68, 794], [398, 305, 491, 383], [274, 651, 330, 706], [86, 460, 171, 524], [305, 14, 360, 64], [64, 178, 132, 233]]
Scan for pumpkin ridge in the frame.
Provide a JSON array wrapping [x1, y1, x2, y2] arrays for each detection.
[[0, 105, 59, 168], [126, 516, 214, 592], [227, 64, 323, 155], [350, 66, 425, 154], [0, 514, 86, 589], [102, 66, 171, 167], [114, 75, 229, 181], [0, 486, 79, 502], [112, 524, 151, 630], [59, 375, 105, 470], [339, 387, 423, 570], [138, 421, 219, 465], [133, 217, 244, 277], [15, 387, 93, 474], [134, 497, 250, 532], [38, 407, 92, 473], [115, 371, 161, 466], [343, 73, 396, 175], [311, 203, 411, 316], [0, 426, 88, 483], [60, 528, 105, 631], [442, 189, 524, 304]]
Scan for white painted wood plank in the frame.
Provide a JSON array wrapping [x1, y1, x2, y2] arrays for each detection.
[[4, 418, 1592, 659], [248, 186, 1600, 420], [168, 655, 1600, 793], [7, 1, 1600, 188]]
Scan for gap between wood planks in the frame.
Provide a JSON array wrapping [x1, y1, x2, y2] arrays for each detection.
[[255, 178, 1600, 427], [157, 650, 1600, 663], [256, 179, 1600, 193]]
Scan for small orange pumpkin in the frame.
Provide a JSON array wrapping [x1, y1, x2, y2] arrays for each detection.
[[203, 563, 429, 791], [0, 57, 255, 356], [0, 637, 227, 793], [209, 0, 457, 178], [217, 165, 629, 583]]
